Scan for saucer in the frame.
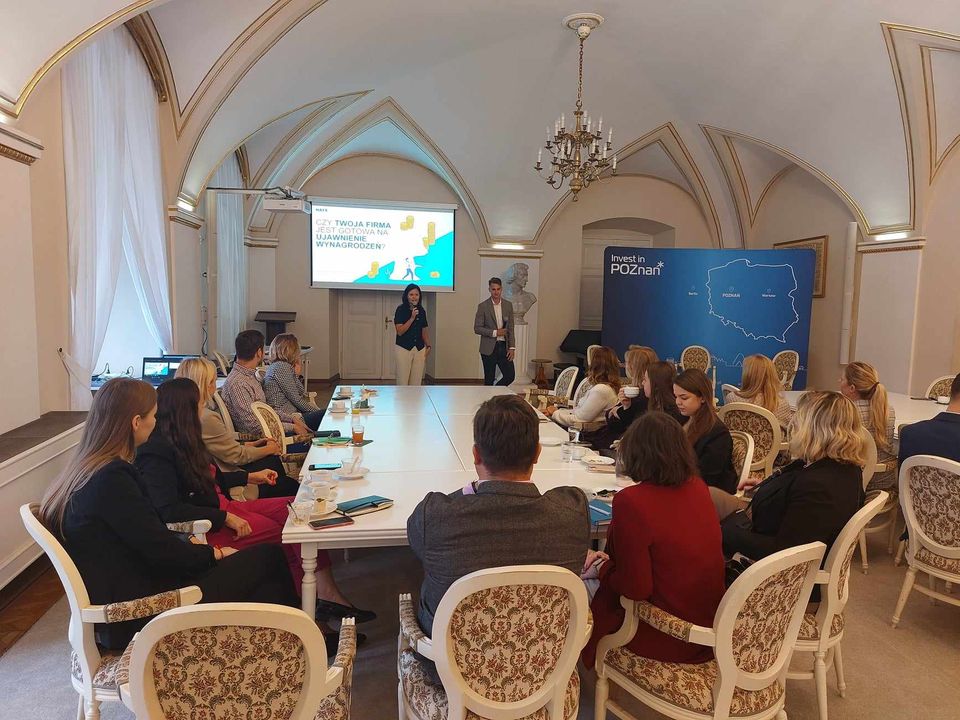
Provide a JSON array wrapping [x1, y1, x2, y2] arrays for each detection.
[[540, 437, 563, 447], [328, 407, 348, 414], [334, 466, 369, 480], [311, 499, 339, 516], [582, 455, 615, 466]]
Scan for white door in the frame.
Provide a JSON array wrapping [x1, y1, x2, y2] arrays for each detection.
[[579, 231, 653, 329], [338, 291, 399, 381]]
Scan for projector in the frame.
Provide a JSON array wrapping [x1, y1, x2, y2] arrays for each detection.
[[264, 197, 311, 214]]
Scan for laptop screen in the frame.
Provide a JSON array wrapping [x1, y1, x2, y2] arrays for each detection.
[[142, 358, 173, 382], [161, 354, 199, 376]]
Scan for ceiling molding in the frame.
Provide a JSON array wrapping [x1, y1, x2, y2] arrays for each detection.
[[276, 96, 491, 244], [235, 146, 251, 188], [0, 0, 163, 120], [124, 12, 172, 103], [917, 39, 960, 183], [532, 123, 723, 248]]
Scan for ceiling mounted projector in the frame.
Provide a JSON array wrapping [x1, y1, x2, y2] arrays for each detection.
[[264, 197, 311, 214]]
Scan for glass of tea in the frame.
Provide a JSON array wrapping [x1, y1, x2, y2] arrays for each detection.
[[351, 421, 365, 445]]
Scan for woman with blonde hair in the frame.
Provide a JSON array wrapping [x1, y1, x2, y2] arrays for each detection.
[[176, 358, 298, 498], [840, 360, 896, 491], [264, 333, 324, 430], [546, 346, 622, 431], [716, 391, 865, 565], [725, 354, 794, 429], [584, 347, 658, 449], [40, 378, 296, 649]]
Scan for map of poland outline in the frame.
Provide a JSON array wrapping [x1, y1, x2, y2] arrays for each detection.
[[705, 259, 800, 343]]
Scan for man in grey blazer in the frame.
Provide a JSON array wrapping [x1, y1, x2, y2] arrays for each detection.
[[474, 277, 516, 386], [407, 394, 590, 635]]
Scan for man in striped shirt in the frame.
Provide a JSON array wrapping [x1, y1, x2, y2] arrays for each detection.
[[221, 329, 310, 437]]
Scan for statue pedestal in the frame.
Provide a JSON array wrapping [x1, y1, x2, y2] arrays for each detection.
[[511, 322, 534, 387]]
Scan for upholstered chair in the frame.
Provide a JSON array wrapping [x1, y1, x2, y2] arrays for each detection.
[[924, 375, 954, 400], [729, 430, 755, 492], [891, 455, 960, 627], [680, 345, 711, 373], [854, 429, 898, 574], [788, 492, 888, 720], [718, 403, 784, 480], [552, 366, 580, 404], [571, 377, 593, 408], [211, 350, 232, 377], [397, 566, 590, 720], [594, 542, 825, 720], [772, 351, 800, 391], [250, 400, 311, 474], [126, 604, 355, 719], [213, 390, 259, 442], [721, 384, 740, 404], [19, 504, 203, 720]]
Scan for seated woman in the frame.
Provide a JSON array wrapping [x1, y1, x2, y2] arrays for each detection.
[[583, 347, 658, 450], [176, 357, 298, 498], [136, 378, 375, 628], [674, 369, 738, 493], [724, 354, 795, 431], [581, 412, 726, 667], [715, 391, 865, 563], [264, 333, 324, 431], [39, 378, 297, 650], [546, 346, 621, 431], [841, 360, 896, 491]]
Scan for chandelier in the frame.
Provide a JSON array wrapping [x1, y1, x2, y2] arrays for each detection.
[[535, 13, 616, 200]]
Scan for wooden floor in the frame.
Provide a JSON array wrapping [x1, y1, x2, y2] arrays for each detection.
[[0, 560, 63, 658]]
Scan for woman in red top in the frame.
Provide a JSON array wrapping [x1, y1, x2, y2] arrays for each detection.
[[582, 411, 726, 667]]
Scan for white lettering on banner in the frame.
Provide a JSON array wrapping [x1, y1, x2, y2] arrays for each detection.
[[609, 259, 665, 276]]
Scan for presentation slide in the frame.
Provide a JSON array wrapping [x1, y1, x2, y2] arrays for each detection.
[[309, 199, 455, 291], [602, 247, 815, 391]]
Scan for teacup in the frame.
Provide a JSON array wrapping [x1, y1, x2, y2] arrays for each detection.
[[340, 386, 353, 394], [937, 395, 950, 405], [623, 386, 640, 398], [332, 400, 346, 412], [340, 457, 361, 476], [309, 480, 338, 503], [307, 469, 333, 485]]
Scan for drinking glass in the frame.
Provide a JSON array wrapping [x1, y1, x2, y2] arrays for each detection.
[[561, 442, 574, 463], [351, 421, 365, 444]]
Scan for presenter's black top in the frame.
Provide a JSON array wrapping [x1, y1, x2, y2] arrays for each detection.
[[394, 303, 429, 350]]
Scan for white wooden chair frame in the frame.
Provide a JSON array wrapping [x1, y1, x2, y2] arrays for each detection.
[[19, 504, 203, 720], [398, 565, 590, 720], [128, 603, 345, 720], [854, 429, 896, 573], [212, 390, 240, 438], [718, 402, 783, 479], [772, 351, 799, 391], [729, 430, 755, 492], [586, 344, 601, 367], [924, 374, 955, 400], [553, 366, 580, 403], [572, 377, 593, 408], [788, 492, 888, 720], [892, 455, 960, 627], [721, 384, 740, 404], [595, 542, 825, 720], [211, 391, 261, 500], [211, 350, 231, 377], [250, 400, 310, 475], [680, 344, 712, 373]]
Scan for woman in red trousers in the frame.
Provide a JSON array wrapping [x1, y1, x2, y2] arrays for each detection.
[[135, 378, 375, 629], [582, 411, 726, 667]]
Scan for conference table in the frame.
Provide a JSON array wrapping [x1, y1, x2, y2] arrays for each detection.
[[282, 385, 615, 616], [784, 390, 943, 437]]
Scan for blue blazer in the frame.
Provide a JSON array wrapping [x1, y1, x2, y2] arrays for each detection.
[[898, 412, 960, 467]]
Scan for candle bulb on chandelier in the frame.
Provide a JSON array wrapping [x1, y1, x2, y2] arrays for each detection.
[[561, 113, 565, 129], [598, 116, 603, 133], [607, 128, 612, 143], [538, 148, 542, 165], [612, 154, 617, 171]]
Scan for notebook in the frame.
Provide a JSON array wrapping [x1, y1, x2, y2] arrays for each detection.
[[588, 499, 613, 525], [337, 495, 394, 516]]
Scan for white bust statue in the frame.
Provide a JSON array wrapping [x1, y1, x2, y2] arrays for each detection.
[[502, 262, 537, 324]]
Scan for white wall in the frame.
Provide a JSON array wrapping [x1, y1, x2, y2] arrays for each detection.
[[273, 155, 482, 380]]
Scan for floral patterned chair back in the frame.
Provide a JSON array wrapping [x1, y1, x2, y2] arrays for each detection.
[[680, 345, 711, 372], [729, 431, 755, 491], [572, 378, 593, 407], [712, 543, 824, 702], [718, 403, 783, 479], [128, 604, 347, 720], [772, 351, 799, 390], [552, 366, 579, 403], [431, 566, 589, 720], [251, 401, 289, 449], [892, 456, 960, 626], [924, 375, 954, 400]]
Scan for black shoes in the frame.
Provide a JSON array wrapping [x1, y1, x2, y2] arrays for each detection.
[[315, 599, 377, 624]]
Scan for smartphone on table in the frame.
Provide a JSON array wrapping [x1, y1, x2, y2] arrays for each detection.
[[308, 463, 342, 471], [309, 515, 355, 530]]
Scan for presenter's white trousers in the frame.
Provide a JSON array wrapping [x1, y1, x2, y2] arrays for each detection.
[[395, 346, 426, 386]]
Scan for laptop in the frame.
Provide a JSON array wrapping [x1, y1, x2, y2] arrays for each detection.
[[141, 357, 175, 385]]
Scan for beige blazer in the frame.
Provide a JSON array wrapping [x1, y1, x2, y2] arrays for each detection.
[[201, 406, 261, 472]]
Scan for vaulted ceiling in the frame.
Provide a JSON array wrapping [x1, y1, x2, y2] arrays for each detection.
[[5, 1, 960, 244]]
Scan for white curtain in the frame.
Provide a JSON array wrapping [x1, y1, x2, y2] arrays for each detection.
[[61, 29, 173, 409], [212, 155, 247, 354]]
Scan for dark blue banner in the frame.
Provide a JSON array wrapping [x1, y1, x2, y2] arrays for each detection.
[[601, 248, 815, 392]]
